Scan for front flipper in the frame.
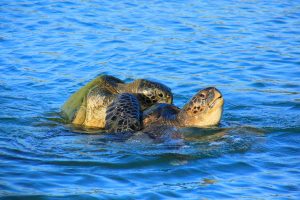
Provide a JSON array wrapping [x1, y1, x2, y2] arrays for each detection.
[[105, 93, 142, 135]]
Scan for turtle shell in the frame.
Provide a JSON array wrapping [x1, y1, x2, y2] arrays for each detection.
[[61, 75, 123, 123]]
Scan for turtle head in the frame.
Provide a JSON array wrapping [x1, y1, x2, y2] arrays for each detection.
[[178, 87, 224, 127], [134, 79, 173, 110]]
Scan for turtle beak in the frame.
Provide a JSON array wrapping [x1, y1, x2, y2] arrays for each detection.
[[206, 87, 223, 109]]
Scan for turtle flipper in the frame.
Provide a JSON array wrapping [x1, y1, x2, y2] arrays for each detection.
[[105, 93, 142, 134], [61, 75, 124, 123]]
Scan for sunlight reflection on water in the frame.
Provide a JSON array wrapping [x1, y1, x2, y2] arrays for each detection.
[[0, 0, 300, 199]]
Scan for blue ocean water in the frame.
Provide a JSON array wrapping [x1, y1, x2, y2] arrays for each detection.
[[0, 0, 300, 199]]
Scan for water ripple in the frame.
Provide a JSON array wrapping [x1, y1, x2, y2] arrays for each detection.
[[1, 0, 300, 199]]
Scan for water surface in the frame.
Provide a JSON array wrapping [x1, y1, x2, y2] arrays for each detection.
[[0, 0, 300, 199]]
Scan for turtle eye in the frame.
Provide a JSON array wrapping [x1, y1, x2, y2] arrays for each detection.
[[200, 93, 205, 98], [158, 93, 163, 98]]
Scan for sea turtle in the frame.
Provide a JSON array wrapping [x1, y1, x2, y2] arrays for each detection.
[[105, 87, 224, 140], [61, 75, 173, 129]]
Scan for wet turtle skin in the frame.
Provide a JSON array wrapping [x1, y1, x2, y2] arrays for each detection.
[[61, 75, 173, 129], [105, 87, 224, 141]]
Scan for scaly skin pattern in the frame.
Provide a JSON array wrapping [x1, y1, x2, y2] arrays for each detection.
[[62, 75, 173, 129], [61, 75, 122, 122], [121, 79, 173, 110], [141, 87, 224, 140], [72, 76, 124, 128], [83, 86, 115, 128], [177, 87, 224, 127], [142, 103, 180, 128], [105, 93, 142, 133]]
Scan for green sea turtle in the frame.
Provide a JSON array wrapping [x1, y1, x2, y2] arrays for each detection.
[[104, 87, 224, 140], [61, 75, 173, 129]]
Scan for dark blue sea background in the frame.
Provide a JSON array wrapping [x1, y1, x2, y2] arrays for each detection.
[[0, 0, 300, 199]]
